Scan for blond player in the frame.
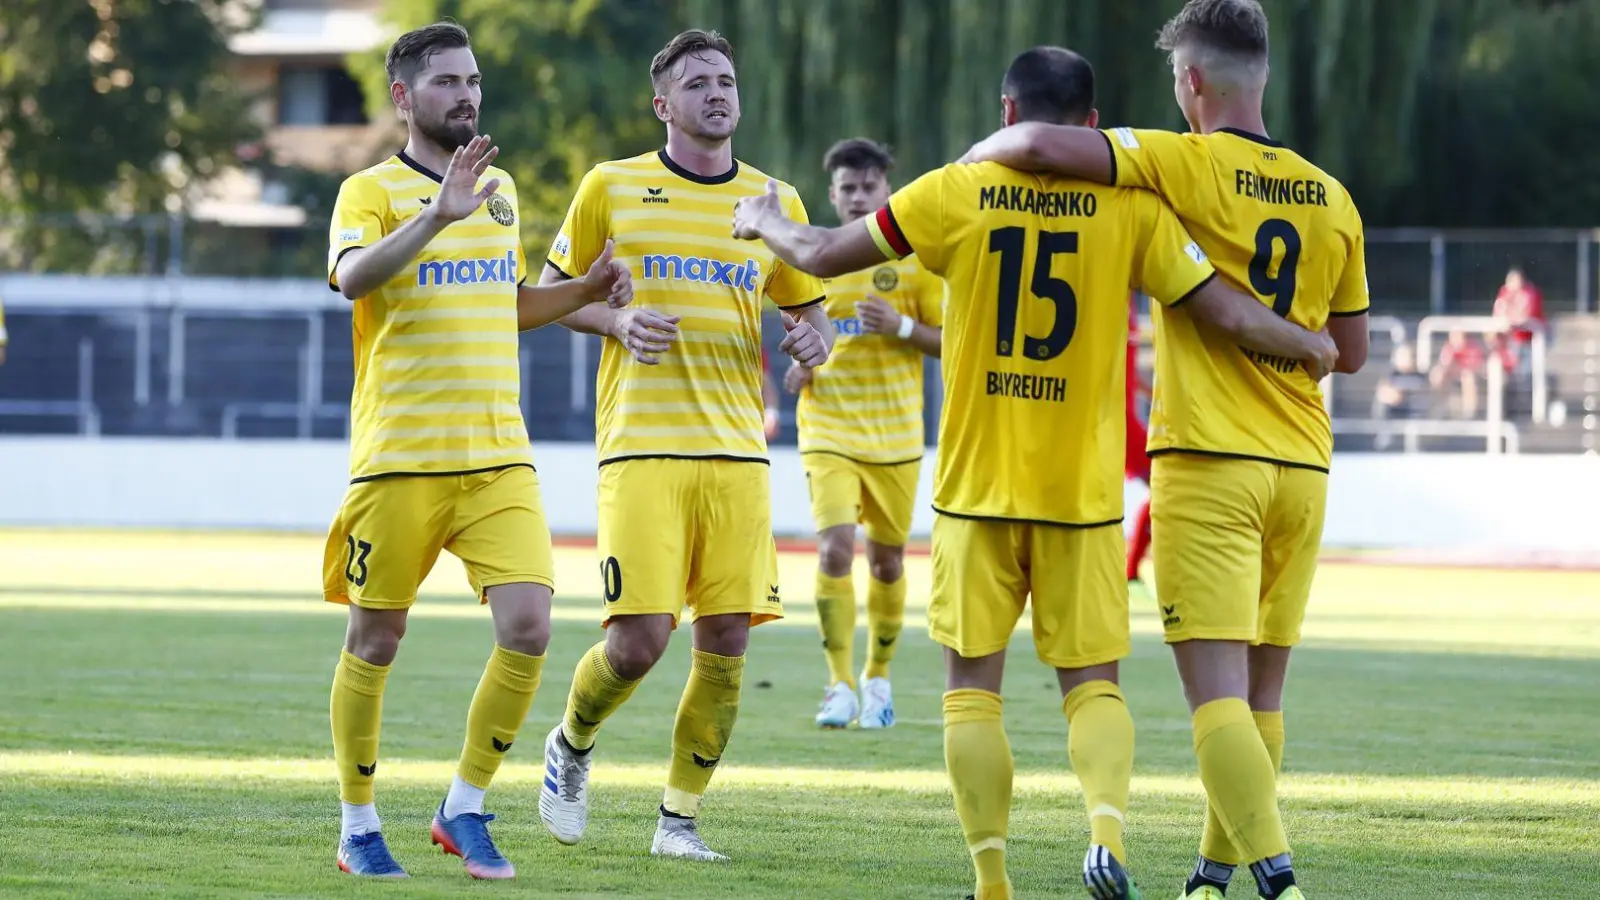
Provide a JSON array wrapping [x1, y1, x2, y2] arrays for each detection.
[[736, 46, 1335, 900], [536, 29, 832, 861], [321, 22, 630, 881], [796, 138, 944, 731], [961, 3, 1370, 897]]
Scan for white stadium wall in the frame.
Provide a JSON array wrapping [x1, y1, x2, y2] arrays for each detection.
[[2, 437, 1598, 554]]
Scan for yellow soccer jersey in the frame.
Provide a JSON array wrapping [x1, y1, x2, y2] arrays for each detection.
[[327, 152, 532, 482], [797, 257, 944, 463], [1104, 126, 1370, 471], [0, 295, 7, 347], [866, 162, 1216, 526], [547, 150, 825, 465]]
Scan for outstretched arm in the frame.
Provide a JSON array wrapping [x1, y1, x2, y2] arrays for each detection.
[[959, 123, 1115, 184], [733, 179, 888, 278], [517, 239, 631, 331], [1185, 279, 1340, 380]]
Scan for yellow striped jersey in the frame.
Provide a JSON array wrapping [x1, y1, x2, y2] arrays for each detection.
[[867, 162, 1216, 526], [1105, 127, 1369, 471], [327, 152, 532, 482], [0, 294, 7, 346], [798, 258, 944, 463], [547, 150, 825, 465]]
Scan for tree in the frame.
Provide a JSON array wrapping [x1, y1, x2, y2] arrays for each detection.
[[0, 0, 258, 270]]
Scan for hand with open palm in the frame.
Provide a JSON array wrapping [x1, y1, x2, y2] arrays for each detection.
[[433, 134, 501, 224]]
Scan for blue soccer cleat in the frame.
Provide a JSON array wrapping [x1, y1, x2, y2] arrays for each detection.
[[430, 800, 515, 880], [336, 831, 408, 878]]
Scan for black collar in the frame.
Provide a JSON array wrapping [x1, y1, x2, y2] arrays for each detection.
[[1216, 127, 1285, 149], [658, 148, 739, 185], [396, 150, 444, 184]]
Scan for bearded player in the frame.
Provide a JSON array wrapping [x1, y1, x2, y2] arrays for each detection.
[[537, 29, 832, 861], [961, 2, 1370, 897], [736, 45, 1335, 900], [794, 138, 944, 731], [322, 22, 630, 880]]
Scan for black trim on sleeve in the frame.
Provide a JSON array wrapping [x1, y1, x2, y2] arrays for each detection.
[[327, 245, 367, 293], [1216, 127, 1286, 149], [396, 150, 445, 184], [1168, 272, 1218, 308], [934, 507, 1124, 530], [544, 259, 575, 281], [1097, 129, 1119, 186], [1328, 307, 1370, 318], [517, 275, 528, 287], [1148, 447, 1329, 474], [780, 296, 826, 312], [658, 148, 739, 185]]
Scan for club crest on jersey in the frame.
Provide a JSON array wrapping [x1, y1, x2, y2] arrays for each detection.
[[642, 254, 760, 291], [872, 266, 899, 292], [417, 250, 518, 286], [486, 194, 516, 226]]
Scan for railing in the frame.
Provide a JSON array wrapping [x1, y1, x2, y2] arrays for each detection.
[[0, 338, 102, 436], [1333, 418, 1520, 455], [1415, 315, 1550, 427]]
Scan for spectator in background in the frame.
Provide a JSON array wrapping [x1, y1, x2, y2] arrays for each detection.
[[1372, 343, 1431, 448], [1430, 329, 1485, 418], [1488, 266, 1546, 373]]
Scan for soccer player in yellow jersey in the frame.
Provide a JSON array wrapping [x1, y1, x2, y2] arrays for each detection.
[[320, 23, 631, 881], [536, 30, 833, 862], [736, 46, 1335, 900], [961, 3, 1370, 898], [0, 294, 7, 366], [796, 137, 944, 731]]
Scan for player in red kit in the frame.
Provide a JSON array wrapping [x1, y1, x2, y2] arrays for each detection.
[[1125, 298, 1153, 584]]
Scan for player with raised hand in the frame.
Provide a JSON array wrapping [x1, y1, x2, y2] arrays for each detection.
[[536, 29, 832, 863], [322, 21, 629, 882], [959, 3, 1369, 898], [794, 138, 944, 732], [734, 45, 1333, 900]]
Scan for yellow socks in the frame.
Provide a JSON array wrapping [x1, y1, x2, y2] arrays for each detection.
[[1199, 709, 1285, 864], [563, 642, 642, 751], [663, 649, 745, 818], [331, 650, 389, 805], [1064, 680, 1135, 864], [944, 689, 1014, 900], [1192, 699, 1290, 864], [862, 575, 905, 680], [815, 572, 857, 687], [457, 645, 544, 788]]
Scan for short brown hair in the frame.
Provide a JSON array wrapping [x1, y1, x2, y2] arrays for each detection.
[[1156, 0, 1269, 62], [823, 138, 895, 176], [650, 29, 735, 94], [386, 21, 470, 85]]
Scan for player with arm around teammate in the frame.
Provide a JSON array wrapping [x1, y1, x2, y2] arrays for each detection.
[[795, 137, 944, 731], [961, 3, 1368, 897], [735, 46, 1334, 900], [535, 29, 833, 862], [321, 22, 630, 881]]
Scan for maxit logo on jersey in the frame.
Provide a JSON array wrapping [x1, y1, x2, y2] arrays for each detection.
[[642, 254, 760, 291], [830, 316, 865, 336], [416, 250, 519, 287]]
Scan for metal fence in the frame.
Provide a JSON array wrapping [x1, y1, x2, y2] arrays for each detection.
[[4, 216, 1598, 314]]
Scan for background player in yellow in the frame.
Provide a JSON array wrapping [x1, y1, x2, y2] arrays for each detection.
[[960, 3, 1368, 898], [535, 29, 833, 862], [735, 45, 1336, 900], [792, 138, 944, 731], [0, 293, 7, 366], [320, 22, 631, 881]]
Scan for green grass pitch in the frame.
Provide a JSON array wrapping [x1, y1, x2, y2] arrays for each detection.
[[1, 530, 1597, 898]]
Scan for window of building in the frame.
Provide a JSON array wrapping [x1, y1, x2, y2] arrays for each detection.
[[277, 66, 369, 126]]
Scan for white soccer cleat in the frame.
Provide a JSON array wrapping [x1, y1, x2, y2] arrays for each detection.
[[650, 813, 729, 862], [858, 677, 895, 729], [538, 725, 591, 845], [813, 681, 859, 729]]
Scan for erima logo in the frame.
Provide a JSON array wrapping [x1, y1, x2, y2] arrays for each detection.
[[357, 761, 377, 776], [492, 737, 513, 752], [417, 250, 518, 286], [767, 583, 780, 604], [830, 316, 865, 336], [643, 187, 669, 204], [642, 254, 760, 291], [876, 636, 896, 648], [692, 752, 720, 769]]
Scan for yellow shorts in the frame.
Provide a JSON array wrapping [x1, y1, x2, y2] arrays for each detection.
[[801, 452, 921, 546], [1150, 453, 1328, 646], [929, 515, 1129, 669], [596, 458, 781, 627], [322, 464, 555, 610]]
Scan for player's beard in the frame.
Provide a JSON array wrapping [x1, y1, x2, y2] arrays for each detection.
[[417, 105, 478, 152], [679, 103, 737, 143]]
